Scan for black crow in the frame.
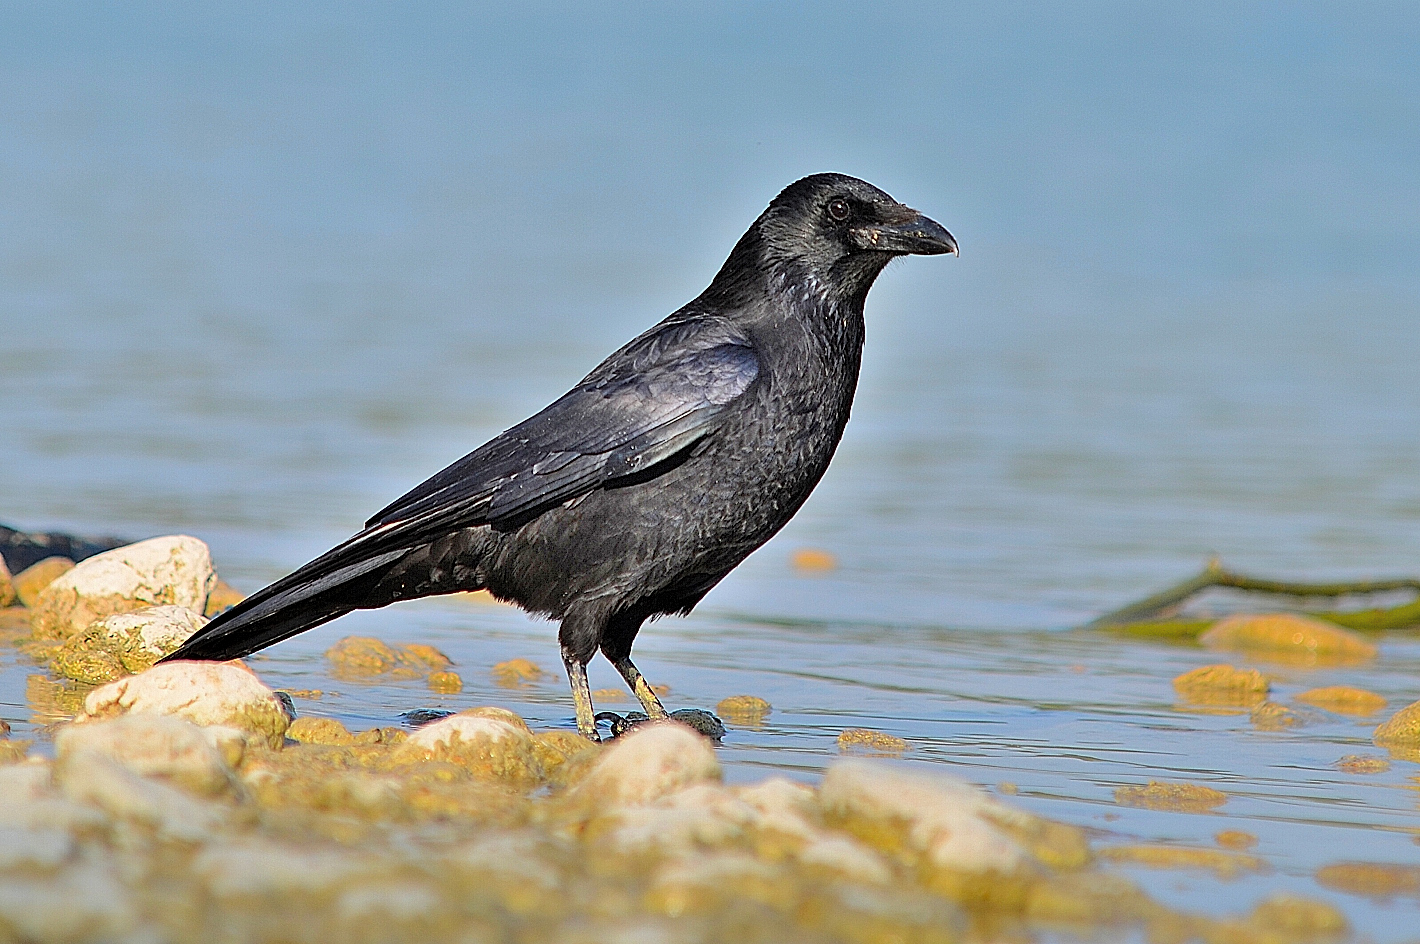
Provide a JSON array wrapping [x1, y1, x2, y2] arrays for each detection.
[[162, 174, 956, 739]]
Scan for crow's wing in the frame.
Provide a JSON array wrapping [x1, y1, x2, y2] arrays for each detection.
[[354, 316, 760, 552]]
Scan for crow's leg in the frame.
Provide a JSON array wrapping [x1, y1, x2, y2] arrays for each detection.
[[561, 647, 599, 741], [611, 656, 669, 720], [600, 610, 668, 720]]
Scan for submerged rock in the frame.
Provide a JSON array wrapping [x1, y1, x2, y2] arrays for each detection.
[[78, 661, 291, 748], [31, 536, 215, 639], [490, 657, 547, 687], [1200, 613, 1377, 665], [1295, 685, 1387, 716], [1172, 663, 1270, 709], [326, 636, 451, 681], [1098, 844, 1264, 878], [837, 728, 909, 755], [716, 694, 771, 727], [1114, 780, 1227, 813]]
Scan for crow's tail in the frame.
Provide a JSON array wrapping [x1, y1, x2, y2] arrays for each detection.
[[160, 547, 408, 663]]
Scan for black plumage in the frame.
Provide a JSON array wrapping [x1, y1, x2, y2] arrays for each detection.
[[162, 174, 956, 738]]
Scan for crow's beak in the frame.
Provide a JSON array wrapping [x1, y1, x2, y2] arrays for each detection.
[[852, 212, 958, 256]]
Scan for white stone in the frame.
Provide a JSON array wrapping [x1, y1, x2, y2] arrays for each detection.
[[798, 835, 893, 884], [55, 751, 227, 841], [92, 605, 207, 665], [818, 759, 1028, 873], [194, 840, 383, 899], [606, 784, 754, 852], [0, 859, 140, 943], [573, 722, 721, 806], [34, 535, 215, 636], [0, 826, 76, 872], [404, 711, 527, 752], [56, 714, 242, 797], [79, 661, 290, 747]]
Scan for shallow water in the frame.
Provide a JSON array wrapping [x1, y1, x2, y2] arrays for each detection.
[[3, 3, 1420, 940]]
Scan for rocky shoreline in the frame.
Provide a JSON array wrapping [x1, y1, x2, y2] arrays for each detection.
[[0, 533, 1400, 942]]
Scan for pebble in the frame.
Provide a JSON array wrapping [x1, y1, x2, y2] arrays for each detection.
[[1215, 830, 1258, 850], [78, 661, 292, 748], [1372, 699, 1420, 759], [716, 694, 771, 726], [1335, 754, 1390, 774], [1114, 780, 1227, 813], [1294, 685, 1387, 715], [426, 670, 463, 694], [790, 547, 837, 572], [1315, 861, 1420, 898], [1172, 663, 1270, 709], [837, 728, 908, 754], [31, 536, 215, 638], [489, 657, 546, 687], [1250, 701, 1304, 730]]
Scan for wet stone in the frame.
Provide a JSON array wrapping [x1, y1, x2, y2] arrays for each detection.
[[716, 694, 771, 727], [1215, 830, 1258, 850], [1250, 701, 1304, 731], [1199, 613, 1377, 665], [1315, 861, 1420, 899], [490, 658, 546, 687], [1335, 754, 1390, 774], [837, 728, 909, 755], [426, 670, 462, 694], [51, 604, 206, 684], [1294, 685, 1387, 716], [1172, 664, 1269, 709], [55, 714, 244, 797], [78, 661, 292, 748], [326, 636, 449, 681], [1098, 844, 1263, 878], [1372, 699, 1420, 759], [1115, 780, 1227, 813]]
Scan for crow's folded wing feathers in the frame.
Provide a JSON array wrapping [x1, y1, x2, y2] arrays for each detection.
[[343, 317, 760, 559]]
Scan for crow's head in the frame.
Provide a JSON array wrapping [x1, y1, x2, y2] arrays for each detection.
[[753, 173, 956, 294]]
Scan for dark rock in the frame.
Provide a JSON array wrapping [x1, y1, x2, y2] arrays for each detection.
[[0, 523, 128, 573]]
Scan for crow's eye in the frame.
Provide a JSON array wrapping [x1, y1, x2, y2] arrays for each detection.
[[826, 198, 850, 222]]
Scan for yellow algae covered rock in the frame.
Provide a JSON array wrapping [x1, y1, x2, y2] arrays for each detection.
[[393, 708, 539, 785], [837, 728, 909, 754], [1250, 701, 1304, 731], [819, 759, 1089, 878], [51, 604, 207, 684], [1173, 663, 1270, 709], [490, 657, 546, 687], [717, 694, 771, 726], [1335, 754, 1389, 774], [591, 686, 628, 701], [1371, 699, 1420, 757], [0, 554, 14, 607], [1215, 830, 1258, 850], [1295, 685, 1386, 716], [0, 739, 31, 765], [427, 670, 463, 694], [0, 605, 30, 642], [12, 556, 74, 608], [203, 578, 245, 616], [287, 716, 357, 745], [31, 536, 215, 639], [1315, 861, 1420, 898], [326, 636, 452, 681], [1098, 844, 1264, 878], [1115, 780, 1227, 813], [55, 714, 243, 797], [530, 730, 599, 787], [570, 721, 720, 807], [1249, 897, 1346, 936], [78, 661, 291, 748], [1200, 613, 1377, 665]]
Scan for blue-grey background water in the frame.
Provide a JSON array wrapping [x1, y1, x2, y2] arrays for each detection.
[[2, 3, 1419, 938]]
